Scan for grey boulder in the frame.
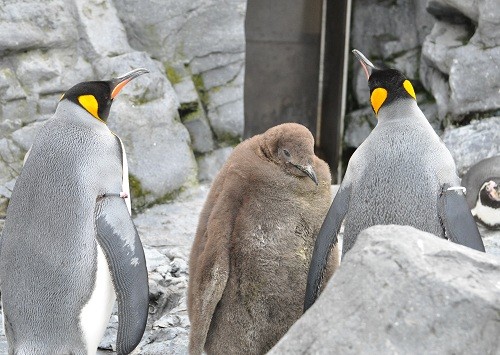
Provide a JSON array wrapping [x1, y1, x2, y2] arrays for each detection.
[[442, 116, 500, 176], [270, 225, 500, 354]]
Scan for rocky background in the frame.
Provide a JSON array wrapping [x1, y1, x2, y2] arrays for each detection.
[[0, 0, 245, 216], [0, 0, 499, 354]]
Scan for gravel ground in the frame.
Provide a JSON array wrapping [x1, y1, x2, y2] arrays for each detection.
[[0, 184, 499, 354]]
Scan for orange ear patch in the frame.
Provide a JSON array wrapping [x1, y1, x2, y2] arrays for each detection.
[[403, 79, 416, 99], [78, 95, 100, 120], [370, 88, 388, 115]]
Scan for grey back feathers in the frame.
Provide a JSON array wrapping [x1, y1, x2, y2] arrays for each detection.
[[304, 50, 484, 311], [342, 100, 458, 253], [188, 123, 338, 355]]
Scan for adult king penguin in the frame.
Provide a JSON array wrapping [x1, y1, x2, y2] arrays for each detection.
[[0, 69, 150, 354], [188, 123, 339, 355], [462, 155, 500, 229], [303, 50, 485, 311]]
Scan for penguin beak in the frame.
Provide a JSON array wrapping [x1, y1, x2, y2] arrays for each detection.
[[352, 49, 378, 80], [110, 68, 150, 99], [293, 163, 318, 185]]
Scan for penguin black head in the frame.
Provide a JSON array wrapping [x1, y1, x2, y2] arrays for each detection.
[[60, 68, 149, 122], [353, 49, 416, 115]]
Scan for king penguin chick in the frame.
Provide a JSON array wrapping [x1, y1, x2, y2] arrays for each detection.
[[303, 49, 485, 311], [462, 155, 500, 229], [0, 69, 150, 355], [187, 123, 339, 355]]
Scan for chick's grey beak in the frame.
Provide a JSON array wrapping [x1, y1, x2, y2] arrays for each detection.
[[294, 164, 318, 185]]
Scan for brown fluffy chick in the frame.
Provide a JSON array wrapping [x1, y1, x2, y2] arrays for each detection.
[[187, 123, 339, 355]]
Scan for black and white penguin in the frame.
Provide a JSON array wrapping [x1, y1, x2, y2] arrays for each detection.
[[304, 49, 485, 311], [0, 69, 150, 354], [461, 155, 500, 229]]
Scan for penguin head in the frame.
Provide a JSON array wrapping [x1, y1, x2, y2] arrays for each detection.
[[60, 68, 149, 122], [261, 123, 318, 185], [353, 49, 416, 116], [480, 180, 500, 207]]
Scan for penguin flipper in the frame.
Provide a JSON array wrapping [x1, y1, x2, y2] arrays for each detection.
[[95, 197, 149, 354], [304, 184, 351, 312], [189, 229, 230, 355], [438, 184, 485, 252]]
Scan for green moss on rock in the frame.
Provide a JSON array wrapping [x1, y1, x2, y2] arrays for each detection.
[[165, 65, 183, 85], [192, 74, 209, 106]]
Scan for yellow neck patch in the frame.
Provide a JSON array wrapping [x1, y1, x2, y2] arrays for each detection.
[[403, 79, 416, 99], [370, 88, 388, 115], [78, 95, 101, 121]]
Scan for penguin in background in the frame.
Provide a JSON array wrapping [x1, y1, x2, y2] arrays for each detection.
[[188, 123, 339, 355], [0, 69, 150, 354], [461, 155, 500, 229], [304, 49, 485, 312]]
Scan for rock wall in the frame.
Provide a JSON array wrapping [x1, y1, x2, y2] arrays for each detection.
[[0, 0, 245, 214], [345, 0, 500, 175]]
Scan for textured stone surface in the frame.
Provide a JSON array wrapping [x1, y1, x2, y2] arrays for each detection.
[[442, 116, 500, 176], [197, 146, 233, 182], [174, 77, 215, 154], [270, 225, 500, 354], [74, 0, 132, 58], [420, 0, 500, 121], [113, 0, 246, 141], [343, 107, 376, 149], [0, 0, 77, 54]]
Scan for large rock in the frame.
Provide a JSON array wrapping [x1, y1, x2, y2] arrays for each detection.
[[113, 0, 246, 141], [0, 0, 77, 55], [74, 0, 132, 59], [270, 225, 500, 354], [421, 0, 500, 121], [442, 116, 500, 176]]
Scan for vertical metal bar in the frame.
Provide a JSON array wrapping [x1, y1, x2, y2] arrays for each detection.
[[318, 0, 352, 183]]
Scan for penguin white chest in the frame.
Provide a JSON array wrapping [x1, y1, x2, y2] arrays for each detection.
[[472, 201, 500, 227], [79, 243, 116, 354]]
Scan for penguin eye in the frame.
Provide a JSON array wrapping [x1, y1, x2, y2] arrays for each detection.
[[283, 149, 291, 157]]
